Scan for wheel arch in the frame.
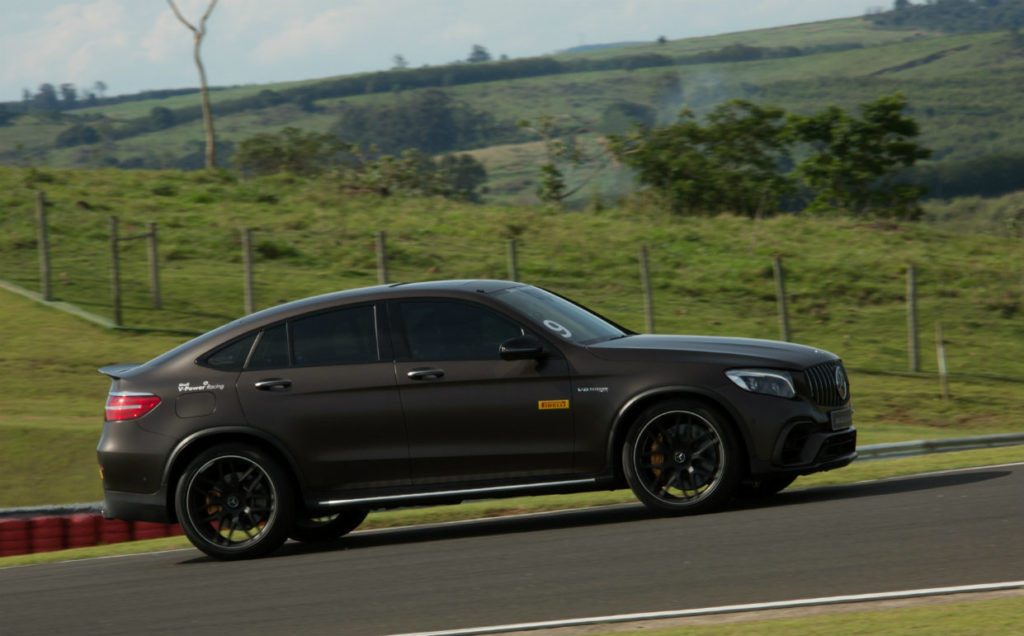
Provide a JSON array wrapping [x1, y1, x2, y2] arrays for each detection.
[[161, 427, 306, 523], [606, 387, 753, 481]]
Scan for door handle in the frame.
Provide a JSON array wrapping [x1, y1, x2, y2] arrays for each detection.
[[407, 368, 445, 380], [254, 378, 292, 391]]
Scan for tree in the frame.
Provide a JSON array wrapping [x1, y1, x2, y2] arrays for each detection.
[[0, 105, 15, 127], [518, 115, 605, 206], [149, 106, 176, 130], [467, 45, 492, 63], [392, 54, 409, 69], [437, 154, 488, 201], [330, 89, 501, 156], [33, 84, 58, 111], [607, 100, 793, 216], [786, 93, 932, 217], [93, 81, 107, 99], [55, 124, 100, 148], [701, 100, 794, 216], [233, 127, 346, 177], [59, 83, 77, 106], [167, 0, 219, 169], [598, 101, 657, 135]]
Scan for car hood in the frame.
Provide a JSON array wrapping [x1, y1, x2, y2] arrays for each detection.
[[587, 335, 836, 369]]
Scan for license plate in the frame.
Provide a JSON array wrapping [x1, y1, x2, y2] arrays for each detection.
[[830, 407, 853, 431]]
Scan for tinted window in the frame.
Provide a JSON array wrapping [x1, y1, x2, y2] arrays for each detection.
[[203, 333, 258, 371], [493, 286, 627, 345], [400, 301, 522, 361], [247, 324, 289, 370], [292, 305, 378, 367]]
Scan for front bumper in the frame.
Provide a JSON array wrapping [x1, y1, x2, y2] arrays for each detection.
[[776, 422, 857, 474]]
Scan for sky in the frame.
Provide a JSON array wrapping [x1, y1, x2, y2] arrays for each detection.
[[0, 0, 882, 103]]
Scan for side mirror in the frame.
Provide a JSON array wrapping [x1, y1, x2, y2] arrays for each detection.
[[499, 335, 546, 361]]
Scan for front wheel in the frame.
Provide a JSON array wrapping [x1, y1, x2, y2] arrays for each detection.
[[622, 399, 741, 515], [289, 509, 368, 543], [175, 444, 294, 560]]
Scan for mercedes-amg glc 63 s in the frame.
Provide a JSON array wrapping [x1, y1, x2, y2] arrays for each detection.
[[98, 280, 856, 559]]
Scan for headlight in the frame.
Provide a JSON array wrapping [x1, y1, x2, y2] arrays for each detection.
[[726, 369, 796, 399]]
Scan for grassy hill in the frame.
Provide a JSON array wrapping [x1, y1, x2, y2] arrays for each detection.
[[3, 16, 1024, 203], [1, 165, 1023, 505]]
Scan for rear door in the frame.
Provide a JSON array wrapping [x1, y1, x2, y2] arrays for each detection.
[[391, 299, 574, 485], [236, 303, 409, 493]]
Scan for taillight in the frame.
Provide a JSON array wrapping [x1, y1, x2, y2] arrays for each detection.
[[105, 393, 161, 421]]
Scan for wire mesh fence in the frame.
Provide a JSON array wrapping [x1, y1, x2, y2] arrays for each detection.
[[1, 195, 1021, 383]]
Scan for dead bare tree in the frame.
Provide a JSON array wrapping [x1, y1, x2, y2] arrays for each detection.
[[167, 0, 219, 169]]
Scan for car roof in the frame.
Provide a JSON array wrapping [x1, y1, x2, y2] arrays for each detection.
[[241, 279, 520, 321], [136, 280, 524, 370]]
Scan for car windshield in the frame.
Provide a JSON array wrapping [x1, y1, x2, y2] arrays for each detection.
[[492, 286, 628, 345]]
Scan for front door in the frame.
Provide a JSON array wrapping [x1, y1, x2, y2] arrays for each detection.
[[391, 299, 574, 485]]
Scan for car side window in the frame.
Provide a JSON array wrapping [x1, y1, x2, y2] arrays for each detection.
[[291, 305, 378, 367], [400, 301, 523, 361], [247, 324, 289, 370], [203, 333, 258, 371]]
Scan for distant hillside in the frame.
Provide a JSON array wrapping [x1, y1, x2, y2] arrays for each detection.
[[557, 41, 647, 54], [869, 0, 1024, 32], [3, 12, 1024, 203]]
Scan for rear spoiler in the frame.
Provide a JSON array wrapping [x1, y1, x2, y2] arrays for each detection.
[[98, 364, 144, 379]]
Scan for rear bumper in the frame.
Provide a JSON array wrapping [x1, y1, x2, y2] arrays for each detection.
[[102, 488, 172, 524]]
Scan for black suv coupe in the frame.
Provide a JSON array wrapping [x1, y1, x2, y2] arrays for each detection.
[[98, 280, 855, 559]]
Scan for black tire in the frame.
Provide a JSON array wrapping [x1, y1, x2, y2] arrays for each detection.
[[289, 509, 368, 543], [738, 474, 797, 499], [622, 399, 741, 515], [175, 444, 294, 560]]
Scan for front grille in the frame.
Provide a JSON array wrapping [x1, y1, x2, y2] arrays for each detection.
[[803, 360, 850, 407]]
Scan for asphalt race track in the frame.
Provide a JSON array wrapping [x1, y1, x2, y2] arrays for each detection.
[[2, 464, 1023, 636]]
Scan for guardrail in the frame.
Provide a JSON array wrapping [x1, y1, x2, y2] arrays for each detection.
[[855, 432, 1024, 461], [2, 433, 1023, 557]]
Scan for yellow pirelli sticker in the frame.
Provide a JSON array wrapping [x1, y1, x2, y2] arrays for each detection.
[[538, 399, 570, 410]]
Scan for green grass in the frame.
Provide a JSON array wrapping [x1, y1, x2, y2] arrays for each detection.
[[0, 166, 1022, 507]]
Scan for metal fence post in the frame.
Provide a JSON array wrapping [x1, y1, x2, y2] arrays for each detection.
[[376, 231, 389, 285], [110, 216, 122, 326], [936, 321, 951, 400], [147, 222, 161, 309], [907, 264, 920, 373], [773, 255, 791, 342], [35, 191, 52, 301], [507, 238, 519, 282], [639, 245, 655, 334], [242, 228, 255, 315]]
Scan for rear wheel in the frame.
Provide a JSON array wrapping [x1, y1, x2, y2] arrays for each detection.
[[289, 509, 368, 543], [175, 444, 294, 560], [623, 399, 740, 515]]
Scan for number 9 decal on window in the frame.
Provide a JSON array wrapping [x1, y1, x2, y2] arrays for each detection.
[[543, 319, 572, 339]]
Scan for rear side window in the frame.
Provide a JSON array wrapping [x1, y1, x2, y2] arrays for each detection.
[[202, 333, 258, 371], [291, 305, 378, 367]]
